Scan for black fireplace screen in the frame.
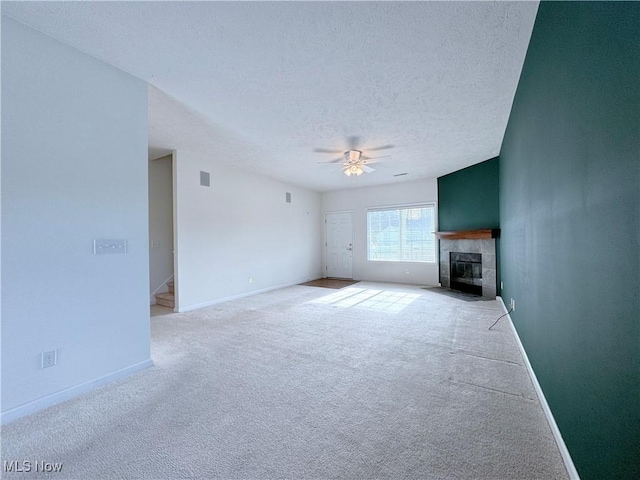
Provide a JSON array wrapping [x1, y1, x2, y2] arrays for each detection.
[[450, 252, 482, 295]]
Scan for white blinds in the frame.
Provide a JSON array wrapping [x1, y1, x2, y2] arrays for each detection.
[[367, 205, 436, 262]]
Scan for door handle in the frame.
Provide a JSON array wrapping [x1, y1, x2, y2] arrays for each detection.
[[346, 247, 352, 251]]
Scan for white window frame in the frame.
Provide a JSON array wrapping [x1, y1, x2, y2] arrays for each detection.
[[366, 202, 437, 264]]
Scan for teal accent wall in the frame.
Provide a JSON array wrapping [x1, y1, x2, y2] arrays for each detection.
[[499, 2, 639, 479], [437, 157, 500, 231], [437, 157, 500, 292]]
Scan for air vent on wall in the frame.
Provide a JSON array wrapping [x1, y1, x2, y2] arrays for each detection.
[[200, 171, 210, 187]]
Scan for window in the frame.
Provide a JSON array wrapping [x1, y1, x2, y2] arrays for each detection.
[[367, 204, 436, 263]]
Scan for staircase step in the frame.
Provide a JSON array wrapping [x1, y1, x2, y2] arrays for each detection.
[[167, 281, 174, 294], [155, 292, 175, 308]]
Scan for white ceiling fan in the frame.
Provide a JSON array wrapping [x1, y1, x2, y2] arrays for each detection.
[[320, 149, 391, 176], [316, 137, 393, 177]]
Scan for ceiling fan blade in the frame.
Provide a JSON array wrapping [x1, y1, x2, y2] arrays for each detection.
[[368, 144, 395, 152], [313, 148, 343, 154], [317, 157, 343, 164], [362, 165, 375, 173], [346, 135, 361, 150], [332, 166, 347, 174], [361, 154, 391, 164]]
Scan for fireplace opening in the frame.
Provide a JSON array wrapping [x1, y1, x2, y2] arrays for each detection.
[[450, 252, 483, 296]]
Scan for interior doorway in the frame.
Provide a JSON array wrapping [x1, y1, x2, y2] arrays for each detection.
[[325, 211, 354, 279], [148, 152, 175, 309]]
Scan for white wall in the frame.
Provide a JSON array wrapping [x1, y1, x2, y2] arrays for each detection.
[[174, 150, 322, 311], [148, 154, 174, 302], [321, 179, 439, 285], [1, 17, 151, 421]]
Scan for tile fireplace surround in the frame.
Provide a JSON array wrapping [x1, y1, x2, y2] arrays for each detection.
[[438, 235, 497, 299]]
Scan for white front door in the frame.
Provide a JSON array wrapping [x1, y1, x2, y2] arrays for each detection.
[[325, 212, 353, 279]]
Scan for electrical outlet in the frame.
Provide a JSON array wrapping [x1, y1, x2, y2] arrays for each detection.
[[510, 298, 516, 311], [41, 350, 57, 369], [500, 281, 504, 289], [248, 276, 253, 284]]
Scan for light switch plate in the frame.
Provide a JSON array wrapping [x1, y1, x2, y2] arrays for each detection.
[[93, 238, 127, 255]]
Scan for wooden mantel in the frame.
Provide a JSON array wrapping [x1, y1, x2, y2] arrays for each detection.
[[434, 229, 500, 240]]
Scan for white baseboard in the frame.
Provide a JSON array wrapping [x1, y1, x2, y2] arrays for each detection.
[[497, 297, 580, 480], [1, 358, 153, 425], [178, 280, 307, 313]]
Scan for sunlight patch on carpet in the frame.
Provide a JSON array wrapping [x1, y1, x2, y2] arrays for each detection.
[[310, 287, 421, 313]]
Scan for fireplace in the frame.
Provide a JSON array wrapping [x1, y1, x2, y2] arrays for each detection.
[[435, 229, 499, 300], [450, 252, 483, 295]]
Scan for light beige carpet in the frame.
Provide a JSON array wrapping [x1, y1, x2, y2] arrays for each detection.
[[1, 282, 568, 479]]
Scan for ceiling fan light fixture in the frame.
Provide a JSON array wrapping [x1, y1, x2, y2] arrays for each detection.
[[343, 156, 367, 177]]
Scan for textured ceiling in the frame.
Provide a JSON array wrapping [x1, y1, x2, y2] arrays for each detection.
[[3, 1, 539, 192]]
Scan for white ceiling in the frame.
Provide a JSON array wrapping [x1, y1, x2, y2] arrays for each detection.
[[3, 1, 539, 192]]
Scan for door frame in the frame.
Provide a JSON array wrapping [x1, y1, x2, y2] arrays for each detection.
[[148, 150, 178, 311], [324, 210, 355, 280], [170, 150, 179, 312]]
